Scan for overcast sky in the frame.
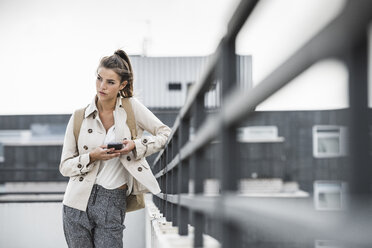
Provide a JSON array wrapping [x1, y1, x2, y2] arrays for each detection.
[[0, 0, 356, 115]]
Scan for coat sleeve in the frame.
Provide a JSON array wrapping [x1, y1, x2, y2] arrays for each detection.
[[131, 97, 171, 161], [59, 114, 93, 177]]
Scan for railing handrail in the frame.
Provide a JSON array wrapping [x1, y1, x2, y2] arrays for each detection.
[[151, 0, 372, 247], [153, 0, 372, 167], [154, 0, 372, 173]]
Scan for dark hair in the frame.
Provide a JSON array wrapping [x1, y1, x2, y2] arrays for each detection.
[[97, 49, 134, 98]]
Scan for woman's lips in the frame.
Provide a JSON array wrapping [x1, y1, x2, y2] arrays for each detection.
[[99, 91, 106, 95]]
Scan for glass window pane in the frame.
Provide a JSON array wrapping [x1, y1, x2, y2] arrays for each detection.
[[318, 137, 340, 154]]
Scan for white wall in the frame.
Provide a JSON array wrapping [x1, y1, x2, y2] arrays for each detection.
[[0, 202, 145, 248]]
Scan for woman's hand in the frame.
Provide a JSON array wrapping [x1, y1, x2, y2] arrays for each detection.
[[112, 140, 136, 155], [89, 145, 120, 164]]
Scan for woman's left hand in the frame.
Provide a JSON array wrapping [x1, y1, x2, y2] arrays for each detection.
[[112, 140, 136, 155]]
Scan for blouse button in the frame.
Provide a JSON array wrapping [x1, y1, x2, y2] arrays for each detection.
[[79, 177, 84, 182], [77, 164, 82, 169], [83, 145, 88, 150], [88, 129, 93, 133], [138, 167, 142, 172], [127, 156, 131, 161]]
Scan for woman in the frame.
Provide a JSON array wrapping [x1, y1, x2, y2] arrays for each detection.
[[59, 49, 171, 248]]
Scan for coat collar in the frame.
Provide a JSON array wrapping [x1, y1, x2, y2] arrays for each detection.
[[84, 95, 122, 118], [84, 95, 129, 141]]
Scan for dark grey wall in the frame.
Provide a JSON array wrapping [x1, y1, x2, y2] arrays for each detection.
[[197, 109, 350, 193], [0, 109, 351, 193], [0, 108, 179, 182], [238, 109, 349, 192]]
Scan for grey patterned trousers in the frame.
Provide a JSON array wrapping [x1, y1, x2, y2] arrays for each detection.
[[62, 184, 127, 248]]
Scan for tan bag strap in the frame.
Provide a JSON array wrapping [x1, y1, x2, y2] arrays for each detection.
[[73, 107, 87, 143], [121, 98, 137, 140], [72, 98, 137, 144]]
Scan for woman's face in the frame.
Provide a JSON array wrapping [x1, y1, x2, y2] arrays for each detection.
[[96, 67, 126, 101]]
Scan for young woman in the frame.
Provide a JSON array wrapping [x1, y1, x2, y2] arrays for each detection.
[[59, 49, 171, 248]]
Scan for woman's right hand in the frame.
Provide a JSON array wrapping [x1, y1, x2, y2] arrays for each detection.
[[89, 145, 120, 164]]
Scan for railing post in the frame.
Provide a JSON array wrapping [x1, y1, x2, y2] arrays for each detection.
[[163, 148, 172, 222], [161, 152, 166, 215], [220, 39, 240, 192], [219, 38, 242, 248], [171, 138, 178, 226], [166, 145, 173, 223], [346, 33, 370, 203], [178, 118, 190, 235], [191, 96, 206, 248]]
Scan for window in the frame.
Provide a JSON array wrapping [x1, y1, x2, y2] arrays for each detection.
[[31, 123, 66, 136], [237, 126, 284, 143], [0, 127, 64, 146], [168, 82, 182, 91], [0, 129, 31, 144], [313, 125, 347, 158], [314, 181, 347, 211]]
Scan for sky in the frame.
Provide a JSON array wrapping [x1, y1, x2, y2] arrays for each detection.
[[0, 0, 359, 115]]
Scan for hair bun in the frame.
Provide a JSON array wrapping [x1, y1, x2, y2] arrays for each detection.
[[114, 50, 132, 71], [114, 50, 128, 60]]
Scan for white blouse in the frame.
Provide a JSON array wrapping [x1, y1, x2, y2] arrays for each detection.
[[94, 125, 132, 194]]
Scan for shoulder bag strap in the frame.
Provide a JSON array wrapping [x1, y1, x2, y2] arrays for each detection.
[[73, 107, 87, 145], [121, 97, 137, 140]]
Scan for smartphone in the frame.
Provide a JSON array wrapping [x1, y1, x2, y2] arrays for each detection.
[[107, 142, 123, 150]]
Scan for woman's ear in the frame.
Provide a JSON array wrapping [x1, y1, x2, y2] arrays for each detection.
[[120, 81, 128, 90]]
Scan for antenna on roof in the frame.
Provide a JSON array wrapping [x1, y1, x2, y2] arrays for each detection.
[[142, 20, 152, 57]]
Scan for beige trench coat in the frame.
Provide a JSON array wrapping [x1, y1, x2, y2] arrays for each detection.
[[59, 96, 171, 211]]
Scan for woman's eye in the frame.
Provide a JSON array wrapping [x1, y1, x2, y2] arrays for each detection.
[[97, 77, 102, 80], [109, 81, 115, 84]]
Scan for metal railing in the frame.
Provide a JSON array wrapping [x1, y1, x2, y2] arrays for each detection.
[[151, 0, 372, 247]]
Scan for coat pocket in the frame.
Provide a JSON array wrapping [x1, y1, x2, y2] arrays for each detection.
[[106, 197, 126, 229]]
